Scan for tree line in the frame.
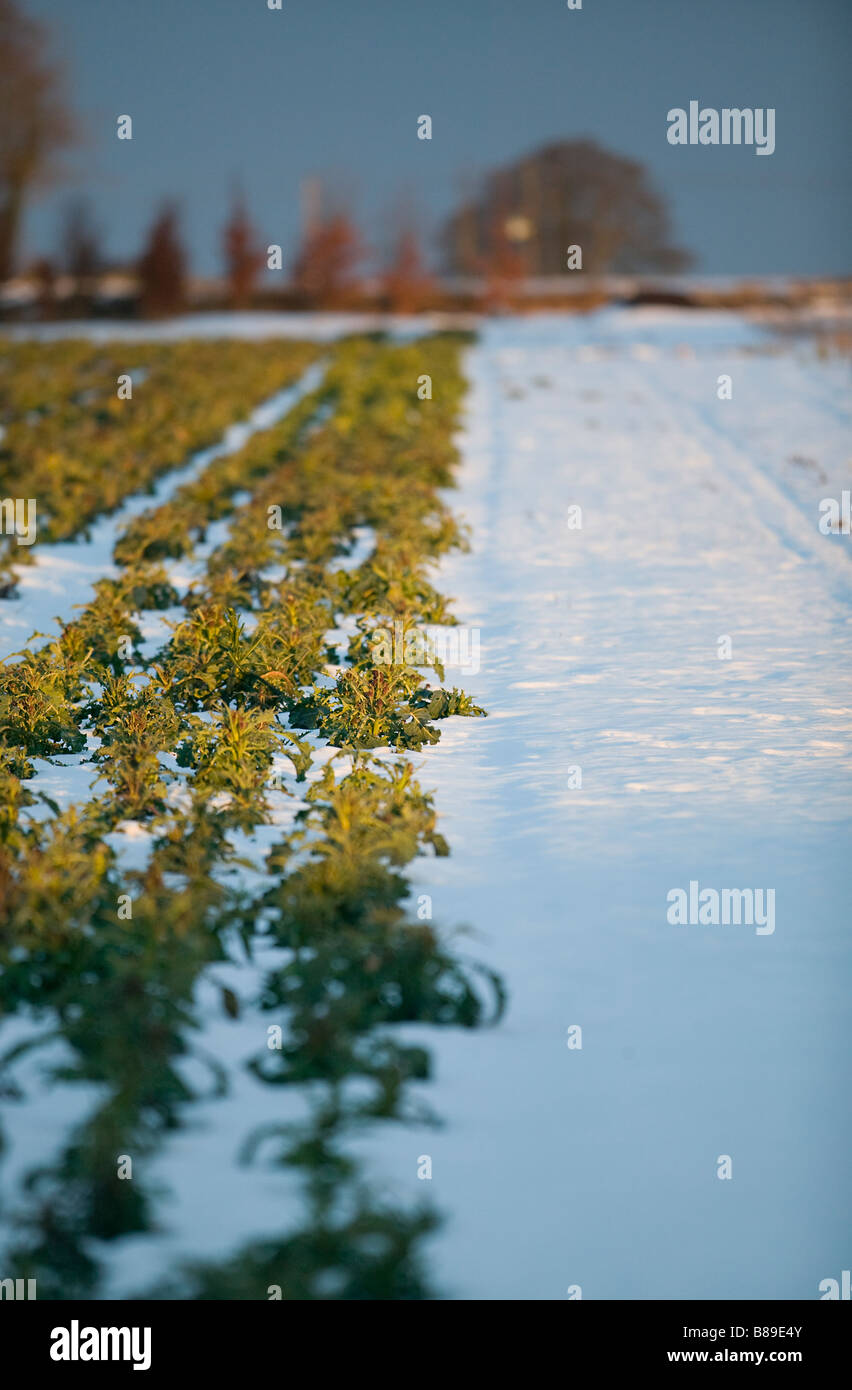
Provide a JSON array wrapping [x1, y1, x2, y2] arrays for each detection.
[[0, 0, 691, 316]]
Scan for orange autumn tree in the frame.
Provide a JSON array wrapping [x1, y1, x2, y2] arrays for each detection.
[[223, 189, 263, 308], [138, 202, 186, 316], [481, 213, 525, 313], [383, 221, 433, 314], [291, 207, 363, 308]]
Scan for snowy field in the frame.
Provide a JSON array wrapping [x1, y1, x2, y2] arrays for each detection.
[[1, 311, 473, 344], [392, 309, 852, 1299], [1, 308, 849, 1300]]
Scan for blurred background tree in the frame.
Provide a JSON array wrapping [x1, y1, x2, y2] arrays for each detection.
[[444, 139, 692, 278], [61, 195, 101, 281], [383, 204, 433, 314], [291, 198, 363, 309], [59, 194, 102, 311], [31, 253, 55, 317], [0, 0, 76, 281], [481, 216, 525, 313], [138, 202, 186, 316], [222, 187, 263, 309]]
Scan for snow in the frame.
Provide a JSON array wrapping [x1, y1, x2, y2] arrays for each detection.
[[350, 308, 852, 1299], [2, 311, 475, 344]]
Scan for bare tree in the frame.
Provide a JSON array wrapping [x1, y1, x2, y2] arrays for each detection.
[[0, 0, 76, 281], [138, 203, 186, 317], [60, 195, 101, 279], [223, 187, 263, 308], [31, 253, 55, 317]]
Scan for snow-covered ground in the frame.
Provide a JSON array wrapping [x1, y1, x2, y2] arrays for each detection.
[[365, 308, 852, 1299], [2, 311, 474, 343], [1, 309, 849, 1300]]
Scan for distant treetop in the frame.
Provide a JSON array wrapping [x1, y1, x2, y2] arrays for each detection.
[[443, 139, 692, 277]]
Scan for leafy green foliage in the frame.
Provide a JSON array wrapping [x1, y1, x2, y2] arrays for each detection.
[[0, 331, 498, 1301], [0, 337, 320, 590]]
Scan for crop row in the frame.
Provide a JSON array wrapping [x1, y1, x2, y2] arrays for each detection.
[[0, 332, 503, 1299], [0, 337, 321, 589]]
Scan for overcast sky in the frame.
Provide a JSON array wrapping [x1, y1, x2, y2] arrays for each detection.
[[20, 0, 852, 277]]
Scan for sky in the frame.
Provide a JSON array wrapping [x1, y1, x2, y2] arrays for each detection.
[[19, 0, 852, 278]]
